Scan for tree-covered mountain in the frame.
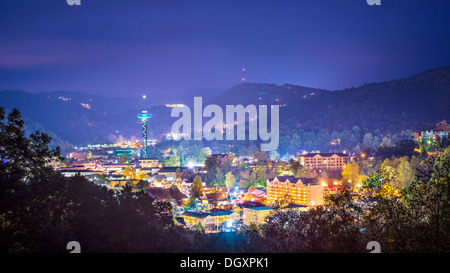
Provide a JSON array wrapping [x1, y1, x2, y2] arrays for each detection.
[[211, 66, 450, 134], [284, 65, 450, 133], [0, 66, 449, 151], [0, 90, 173, 149], [207, 82, 329, 106]]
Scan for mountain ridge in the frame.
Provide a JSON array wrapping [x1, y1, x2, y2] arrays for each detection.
[[1, 65, 449, 149]]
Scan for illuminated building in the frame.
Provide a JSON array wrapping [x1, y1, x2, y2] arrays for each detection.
[[137, 110, 152, 158], [138, 158, 159, 168], [299, 152, 350, 171], [420, 130, 449, 143], [203, 192, 228, 209], [243, 206, 274, 226], [157, 166, 187, 181], [57, 168, 100, 178], [178, 180, 193, 195], [266, 176, 323, 207], [207, 210, 240, 228], [181, 210, 239, 229]]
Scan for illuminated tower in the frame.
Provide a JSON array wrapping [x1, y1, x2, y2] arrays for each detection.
[[137, 110, 151, 158], [241, 68, 246, 82]]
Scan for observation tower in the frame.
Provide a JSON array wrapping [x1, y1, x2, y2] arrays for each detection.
[[137, 110, 151, 158]]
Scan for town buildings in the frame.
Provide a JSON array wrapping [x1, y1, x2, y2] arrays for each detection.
[[59, 141, 346, 233]]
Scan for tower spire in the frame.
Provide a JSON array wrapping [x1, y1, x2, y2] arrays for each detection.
[[137, 110, 151, 158]]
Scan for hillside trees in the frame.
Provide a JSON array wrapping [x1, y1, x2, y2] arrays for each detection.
[[362, 147, 450, 252], [261, 147, 450, 253], [189, 175, 204, 204], [0, 107, 206, 253]]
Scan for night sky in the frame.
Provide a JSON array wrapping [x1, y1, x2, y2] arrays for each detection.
[[1, 0, 450, 97]]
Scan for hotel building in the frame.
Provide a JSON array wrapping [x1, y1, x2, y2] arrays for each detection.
[[266, 176, 324, 207], [299, 152, 350, 171]]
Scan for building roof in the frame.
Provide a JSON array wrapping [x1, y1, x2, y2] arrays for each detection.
[[248, 206, 275, 211], [208, 210, 237, 217], [143, 187, 187, 201], [182, 209, 236, 218], [269, 176, 318, 185], [281, 203, 308, 209], [247, 189, 266, 197], [175, 217, 186, 225], [300, 152, 348, 158], [139, 157, 159, 161], [210, 154, 228, 158], [158, 166, 186, 172], [238, 201, 265, 209], [57, 169, 98, 173], [206, 192, 227, 201], [140, 167, 158, 170], [298, 178, 319, 185], [182, 211, 210, 219], [209, 208, 226, 212], [274, 175, 296, 182], [152, 174, 167, 179]]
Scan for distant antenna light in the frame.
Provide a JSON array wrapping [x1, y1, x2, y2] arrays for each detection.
[[242, 68, 246, 82]]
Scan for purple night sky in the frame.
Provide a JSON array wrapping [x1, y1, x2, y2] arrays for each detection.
[[1, 0, 450, 97]]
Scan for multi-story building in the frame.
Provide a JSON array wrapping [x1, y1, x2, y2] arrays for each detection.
[[420, 130, 449, 142], [235, 201, 265, 218], [138, 158, 159, 168], [157, 166, 186, 181], [181, 211, 209, 226], [243, 206, 274, 226], [299, 152, 350, 171], [208, 210, 240, 228], [266, 176, 323, 207]]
